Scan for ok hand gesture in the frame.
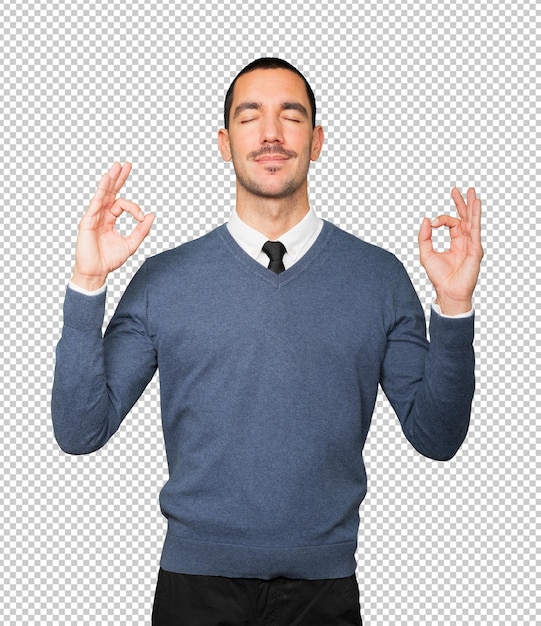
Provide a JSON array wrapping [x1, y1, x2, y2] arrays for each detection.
[[418, 188, 483, 315], [71, 162, 155, 291]]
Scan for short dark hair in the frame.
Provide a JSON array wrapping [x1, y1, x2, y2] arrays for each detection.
[[224, 58, 316, 130]]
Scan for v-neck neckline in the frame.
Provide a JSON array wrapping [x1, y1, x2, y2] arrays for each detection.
[[217, 220, 334, 287]]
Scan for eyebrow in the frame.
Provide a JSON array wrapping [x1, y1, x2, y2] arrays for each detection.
[[233, 101, 309, 119]]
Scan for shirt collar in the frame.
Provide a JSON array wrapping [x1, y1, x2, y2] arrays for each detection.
[[227, 207, 321, 261]]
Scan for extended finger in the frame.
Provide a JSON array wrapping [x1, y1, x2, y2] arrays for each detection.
[[85, 171, 113, 217], [111, 162, 132, 196], [470, 197, 483, 256], [87, 163, 123, 211], [417, 217, 434, 261], [451, 187, 467, 220], [471, 196, 481, 232], [108, 161, 122, 179], [467, 187, 477, 206], [104, 162, 122, 198], [465, 187, 477, 226]]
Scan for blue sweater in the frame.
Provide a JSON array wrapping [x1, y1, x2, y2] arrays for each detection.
[[52, 221, 475, 579]]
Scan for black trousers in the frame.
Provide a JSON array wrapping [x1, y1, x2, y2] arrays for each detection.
[[152, 568, 363, 626]]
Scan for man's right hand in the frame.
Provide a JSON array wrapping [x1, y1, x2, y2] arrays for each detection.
[[71, 162, 155, 291]]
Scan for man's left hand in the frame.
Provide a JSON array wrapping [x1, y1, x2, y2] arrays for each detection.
[[418, 187, 484, 316]]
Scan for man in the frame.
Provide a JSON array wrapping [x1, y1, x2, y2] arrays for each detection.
[[52, 58, 483, 625]]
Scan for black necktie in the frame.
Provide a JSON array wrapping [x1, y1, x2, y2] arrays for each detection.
[[262, 240, 287, 274]]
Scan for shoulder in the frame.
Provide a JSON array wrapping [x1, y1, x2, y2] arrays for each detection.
[[144, 225, 225, 274], [324, 220, 405, 274], [122, 225, 226, 298]]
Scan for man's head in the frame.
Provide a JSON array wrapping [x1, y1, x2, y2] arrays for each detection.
[[218, 59, 324, 204], [224, 58, 317, 130]]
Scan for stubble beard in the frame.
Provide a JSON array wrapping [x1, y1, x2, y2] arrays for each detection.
[[236, 169, 304, 199], [232, 150, 311, 201]]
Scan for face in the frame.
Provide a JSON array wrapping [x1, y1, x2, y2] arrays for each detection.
[[218, 68, 324, 201]]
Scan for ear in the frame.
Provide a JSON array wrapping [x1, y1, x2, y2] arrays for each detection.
[[310, 125, 324, 161], [218, 128, 232, 162]]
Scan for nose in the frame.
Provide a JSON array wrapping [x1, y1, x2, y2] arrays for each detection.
[[260, 115, 284, 144]]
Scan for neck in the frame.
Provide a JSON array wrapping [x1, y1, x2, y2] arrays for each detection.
[[235, 185, 310, 240]]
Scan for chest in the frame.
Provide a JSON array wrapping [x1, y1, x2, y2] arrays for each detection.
[[147, 273, 391, 380]]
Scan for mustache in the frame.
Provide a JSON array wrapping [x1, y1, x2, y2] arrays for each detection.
[[248, 146, 297, 160]]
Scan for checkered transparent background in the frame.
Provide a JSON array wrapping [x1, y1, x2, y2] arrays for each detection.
[[1, 1, 539, 624]]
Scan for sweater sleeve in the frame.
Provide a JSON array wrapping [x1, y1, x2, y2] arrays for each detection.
[[380, 265, 475, 461], [51, 263, 158, 454]]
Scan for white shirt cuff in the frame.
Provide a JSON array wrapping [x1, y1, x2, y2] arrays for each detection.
[[431, 302, 473, 318], [68, 281, 107, 296]]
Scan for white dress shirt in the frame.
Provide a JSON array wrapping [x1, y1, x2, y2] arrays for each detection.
[[227, 207, 323, 270]]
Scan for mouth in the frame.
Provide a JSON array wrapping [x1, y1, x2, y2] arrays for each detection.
[[249, 147, 297, 162], [255, 155, 289, 163]]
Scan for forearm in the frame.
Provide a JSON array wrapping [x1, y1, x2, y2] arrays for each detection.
[[51, 287, 116, 454], [52, 268, 158, 454], [401, 311, 475, 460]]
